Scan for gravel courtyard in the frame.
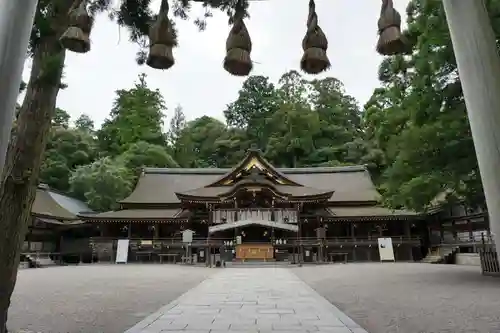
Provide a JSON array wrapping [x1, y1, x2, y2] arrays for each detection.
[[293, 263, 500, 333], [7, 263, 500, 333], [8, 265, 214, 333]]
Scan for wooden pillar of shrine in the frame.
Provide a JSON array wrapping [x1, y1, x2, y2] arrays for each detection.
[[317, 216, 323, 263], [100, 222, 106, 237], [468, 218, 474, 240], [404, 220, 413, 261], [271, 200, 275, 247], [467, 218, 475, 251], [451, 220, 458, 242], [234, 199, 239, 244], [154, 223, 160, 239], [297, 203, 303, 264], [439, 218, 444, 243], [486, 214, 492, 238], [206, 203, 213, 267], [351, 223, 357, 261]]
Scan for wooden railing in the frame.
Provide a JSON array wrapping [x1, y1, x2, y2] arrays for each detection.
[[438, 234, 494, 246], [53, 236, 423, 264], [85, 236, 421, 247], [213, 208, 298, 224], [287, 236, 421, 246], [479, 233, 499, 277]]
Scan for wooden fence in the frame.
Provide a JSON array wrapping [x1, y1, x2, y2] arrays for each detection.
[[479, 233, 500, 277]]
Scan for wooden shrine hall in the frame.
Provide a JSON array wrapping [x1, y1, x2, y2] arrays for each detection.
[[79, 148, 426, 264]]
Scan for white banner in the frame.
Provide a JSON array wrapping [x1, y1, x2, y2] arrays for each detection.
[[377, 237, 395, 262], [182, 229, 194, 243], [116, 239, 130, 264]]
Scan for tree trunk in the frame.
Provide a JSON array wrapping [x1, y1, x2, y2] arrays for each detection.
[[0, 33, 66, 333]]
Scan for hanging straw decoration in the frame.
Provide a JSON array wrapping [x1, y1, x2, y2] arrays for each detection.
[[60, 0, 92, 53], [223, 1, 252, 76], [147, 0, 176, 70], [300, 0, 330, 75], [376, 0, 407, 55]]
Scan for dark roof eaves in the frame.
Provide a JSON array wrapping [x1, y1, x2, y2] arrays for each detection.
[[32, 212, 78, 221], [277, 165, 368, 174], [143, 167, 229, 175]]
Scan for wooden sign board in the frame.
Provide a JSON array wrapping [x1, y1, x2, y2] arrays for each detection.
[[236, 244, 273, 260]]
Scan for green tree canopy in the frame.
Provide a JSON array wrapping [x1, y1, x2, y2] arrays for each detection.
[[74, 114, 95, 133], [52, 108, 71, 129], [174, 116, 228, 168], [40, 127, 97, 192], [97, 74, 167, 156], [69, 157, 133, 211], [362, 0, 499, 211], [118, 141, 179, 178]]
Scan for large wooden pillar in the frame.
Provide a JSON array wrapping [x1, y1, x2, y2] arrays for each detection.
[[206, 203, 213, 267], [317, 216, 324, 262], [439, 219, 444, 243], [351, 223, 357, 261], [297, 202, 302, 264], [404, 220, 414, 261], [271, 200, 275, 247], [154, 223, 160, 239], [468, 218, 476, 251], [100, 222, 105, 237], [234, 199, 239, 244], [451, 220, 458, 242]]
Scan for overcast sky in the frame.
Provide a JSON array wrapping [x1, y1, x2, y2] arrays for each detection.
[[21, 0, 409, 128]]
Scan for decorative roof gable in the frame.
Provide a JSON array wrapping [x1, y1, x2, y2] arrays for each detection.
[[206, 148, 302, 187]]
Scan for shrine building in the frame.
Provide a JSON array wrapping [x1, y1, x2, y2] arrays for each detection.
[[78, 148, 428, 263]]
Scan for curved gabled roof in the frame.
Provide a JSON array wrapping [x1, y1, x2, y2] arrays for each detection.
[[32, 184, 93, 221], [78, 208, 189, 223], [205, 148, 302, 187], [175, 178, 334, 202], [120, 146, 380, 206]]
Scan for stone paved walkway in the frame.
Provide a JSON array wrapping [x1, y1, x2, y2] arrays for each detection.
[[124, 268, 368, 333]]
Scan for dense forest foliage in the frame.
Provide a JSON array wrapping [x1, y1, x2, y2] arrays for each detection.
[[34, 0, 494, 215], [38, 70, 372, 211]]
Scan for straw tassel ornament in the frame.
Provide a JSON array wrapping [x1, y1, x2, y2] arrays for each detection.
[[60, 0, 93, 53], [300, 0, 330, 75], [147, 0, 176, 70], [376, 0, 407, 55], [223, 1, 252, 76]]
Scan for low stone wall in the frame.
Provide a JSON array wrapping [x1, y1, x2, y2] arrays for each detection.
[[19, 262, 30, 269], [455, 253, 481, 266]]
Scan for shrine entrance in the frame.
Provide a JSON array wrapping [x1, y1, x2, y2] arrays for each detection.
[[209, 220, 298, 261]]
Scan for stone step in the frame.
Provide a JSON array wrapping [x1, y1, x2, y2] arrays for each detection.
[[225, 260, 291, 267], [26, 255, 57, 267]]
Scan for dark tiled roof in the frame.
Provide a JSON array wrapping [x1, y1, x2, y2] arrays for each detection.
[[327, 206, 417, 217], [32, 184, 93, 221], [176, 178, 333, 200], [79, 208, 185, 220], [121, 165, 380, 204]]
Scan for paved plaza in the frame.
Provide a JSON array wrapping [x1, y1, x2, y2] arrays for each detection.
[[125, 268, 365, 333], [7, 263, 500, 333]]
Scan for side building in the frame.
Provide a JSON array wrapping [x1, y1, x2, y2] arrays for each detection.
[[80, 149, 426, 263], [24, 184, 95, 265]]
